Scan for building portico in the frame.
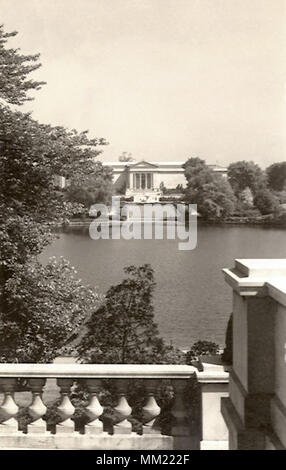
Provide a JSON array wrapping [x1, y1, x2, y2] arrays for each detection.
[[102, 160, 227, 202]]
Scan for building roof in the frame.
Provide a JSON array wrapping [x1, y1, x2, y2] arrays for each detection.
[[101, 160, 227, 171]]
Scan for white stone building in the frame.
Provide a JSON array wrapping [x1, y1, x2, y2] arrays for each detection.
[[102, 160, 227, 202]]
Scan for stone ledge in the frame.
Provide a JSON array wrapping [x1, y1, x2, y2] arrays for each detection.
[[223, 258, 286, 302], [200, 440, 228, 450], [0, 432, 174, 450], [0, 363, 197, 379]]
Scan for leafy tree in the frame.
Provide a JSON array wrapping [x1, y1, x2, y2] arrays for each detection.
[[185, 340, 219, 364], [266, 162, 286, 191], [176, 184, 184, 192], [253, 189, 280, 215], [0, 25, 45, 105], [0, 106, 106, 274], [66, 161, 113, 208], [228, 161, 266, 195], [274, 190, 286, 204], [0, 25, 106, 361], [77, 265, 184, 364], [0, 258, 101, 363], [183, 158, 236, 219], [183, 157, 209, 180], [159, 181, 167, 194], [239, 186, 254, 207], [118, 151, 134, 162]]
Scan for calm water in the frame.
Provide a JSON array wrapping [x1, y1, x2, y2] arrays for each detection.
[[41, 225, 286, 349]]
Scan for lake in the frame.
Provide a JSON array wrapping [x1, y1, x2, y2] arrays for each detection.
[[41, 224, 286, 350]]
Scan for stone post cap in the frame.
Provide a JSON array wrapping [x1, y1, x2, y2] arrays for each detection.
[[223, 258, 286, 304]]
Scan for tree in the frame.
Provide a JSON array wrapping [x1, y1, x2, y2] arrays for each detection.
[[118, 151, 134, 162], [0, 25, 45, 105], [185, 340, 219, 364], [266, 162, 286, 191], [228, 161, 266, 195], [0, 25, 106, 361], [0, 106, 106, 272], [183, 158, 236, 219], [77, 265, 184, 364], [0, 258, 101, 363], [66, 161, 113, 208], [253, 189, 280, 215], [159, 181, 167, 194]]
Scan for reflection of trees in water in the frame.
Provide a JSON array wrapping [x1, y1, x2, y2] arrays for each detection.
[[53, 226, 91, 236]]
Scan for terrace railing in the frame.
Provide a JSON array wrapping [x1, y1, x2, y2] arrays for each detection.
[[0, 363, 229, 450]]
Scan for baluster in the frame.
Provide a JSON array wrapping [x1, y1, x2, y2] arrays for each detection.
[[171, 379, 190, 448], [84, 379, 103, 434], [113, 379, 132, 434], [0, 378, 19, 433], [142, 379, 161, 434], [56, 378, 75, 434], [27, 378, 47, 434]]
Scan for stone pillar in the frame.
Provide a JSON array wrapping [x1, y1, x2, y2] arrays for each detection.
[[221, 259, 286, 450], [0, 378, 19, 434], [142, 379, 161, 434], [84, 379, 104, 434], [28, 378, 47, 434], [56, 379, 75, 434], [113, 379, 132, 434], [197, 360, 229, 450]]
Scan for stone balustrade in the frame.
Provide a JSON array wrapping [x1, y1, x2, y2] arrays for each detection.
[[0, 363, 229, 450]]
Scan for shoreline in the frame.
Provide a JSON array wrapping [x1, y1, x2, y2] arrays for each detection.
[[53, 217, 286, 229]]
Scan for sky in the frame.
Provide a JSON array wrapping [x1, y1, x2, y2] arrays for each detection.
[[1, 0, 286, 167]]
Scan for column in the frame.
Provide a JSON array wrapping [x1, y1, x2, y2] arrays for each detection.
[[56, 379, 75, 433], [0, 378, 19, 434], [142, 379, 161, 434], [197, 362, 229, 450], [113, 379, 132, 434], [84, 379, 104, 434], [28, 378, 47, 434]]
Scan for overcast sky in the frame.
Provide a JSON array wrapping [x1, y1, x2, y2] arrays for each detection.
[[1, 0, 285, 166]]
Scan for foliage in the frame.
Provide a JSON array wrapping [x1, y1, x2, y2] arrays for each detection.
[[0, 25, 45, 105], [266, 162, 286, 191], [77, 264, 185, 364], [253, 189, 280, 215], [183, 158, 236, 219], [66, 161, 113, 207], [238, 186, 254, 207], [0, 257, 101, 362], [118, 152, 134, 162], [0, 25, 106, 362], [274, 190, 286, 204], [185, 340, 219, 364], [0, 102, 106, 279], [159, 181, 167, 194], [228, 160, 266, 195]]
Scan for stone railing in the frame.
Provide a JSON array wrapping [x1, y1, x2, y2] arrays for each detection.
[[0, 363, 229, 450]]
